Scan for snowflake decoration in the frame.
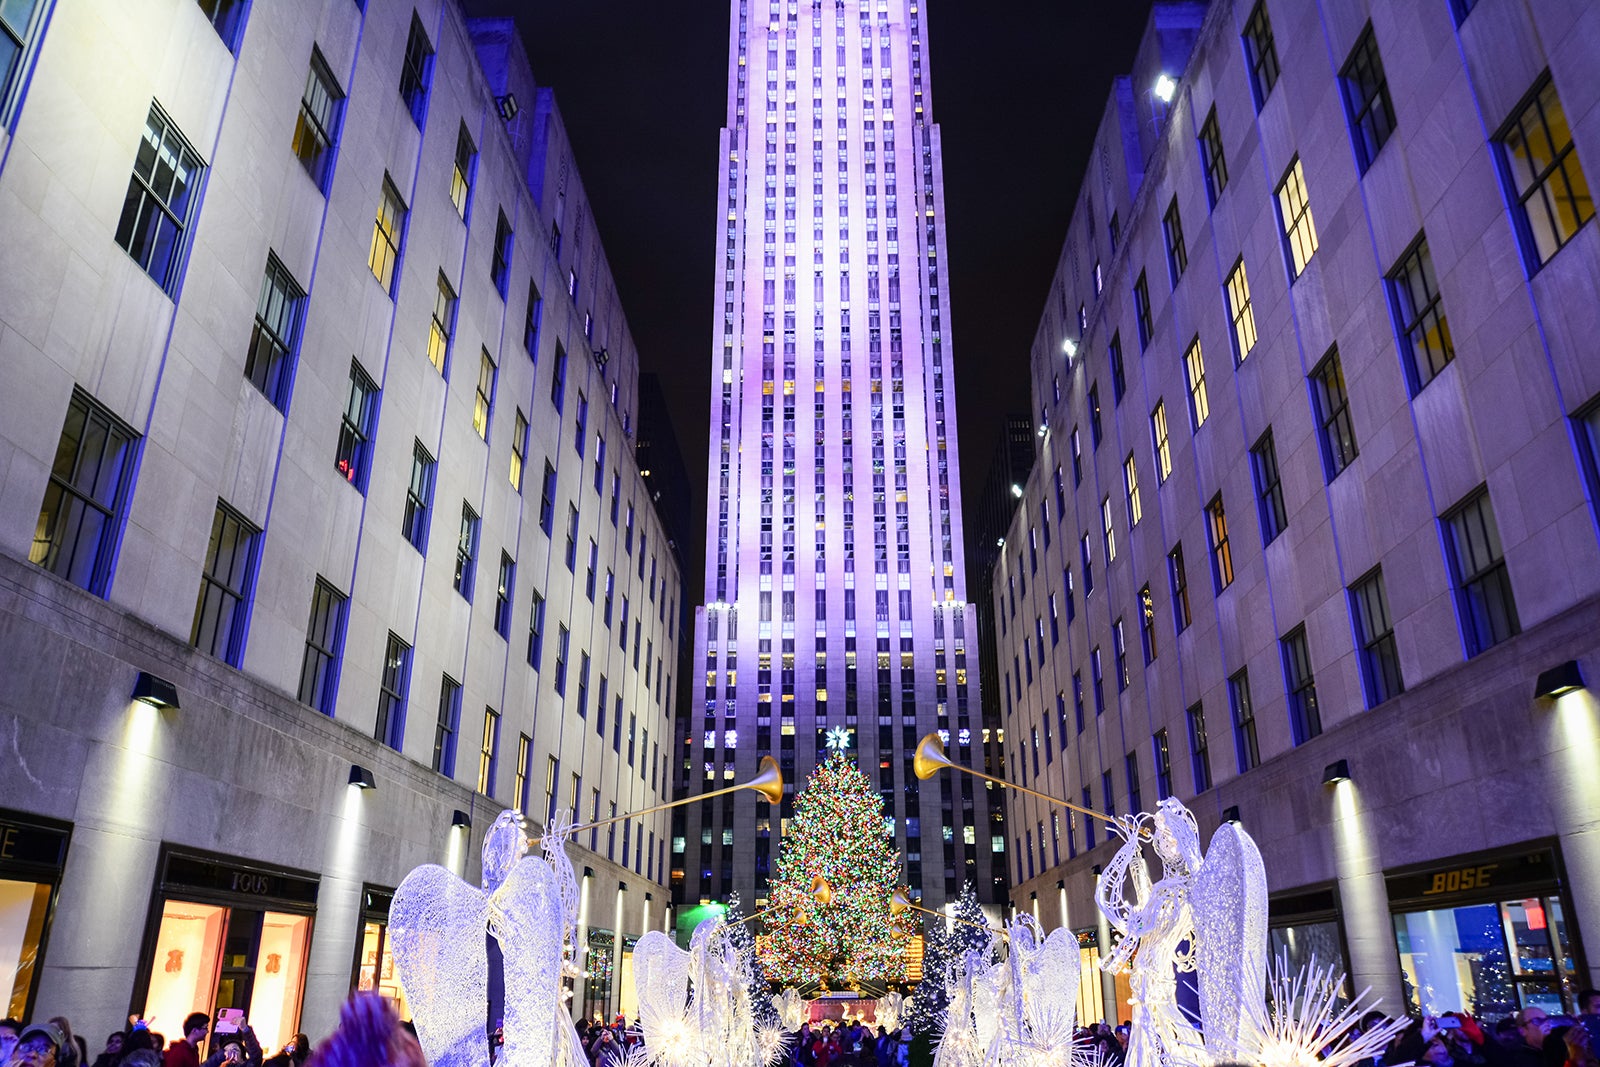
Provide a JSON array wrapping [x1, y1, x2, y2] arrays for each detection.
[[825, 725, 853, 751]]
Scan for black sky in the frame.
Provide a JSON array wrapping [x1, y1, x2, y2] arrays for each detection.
[[477, 1, 1156, 592]]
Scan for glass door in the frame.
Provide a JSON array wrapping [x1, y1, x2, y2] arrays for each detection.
[[144, 901, 228, 1034], [357, 921, 410, 1021], [0, 879, 52, 1018]]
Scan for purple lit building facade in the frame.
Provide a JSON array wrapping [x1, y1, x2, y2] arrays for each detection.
[[675, 0, 999, 920]]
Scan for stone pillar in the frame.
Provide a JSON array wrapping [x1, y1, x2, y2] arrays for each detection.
[[1328, 781, 1404, 1009]]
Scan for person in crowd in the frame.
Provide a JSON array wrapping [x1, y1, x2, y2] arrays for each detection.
[[88, 1032, 122, 1067], [162, 1015, 209, 1067], [1, 1020, 21, 1064], [1486, 1008, 1549, 1067], [200, 1024, 260, 1067], [304, 993, 423, 1067], [261, 1033, 307, 1067], [588, 1027, 622, 1067], [1566, 1016, 1600, 1067], [1581, 991, 1600, 1018], [7, 1019, 76, 1067], [121, 1053, 162, 1067]]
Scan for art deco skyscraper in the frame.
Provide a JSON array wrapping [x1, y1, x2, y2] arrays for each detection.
[[675, 0, 998, 920]]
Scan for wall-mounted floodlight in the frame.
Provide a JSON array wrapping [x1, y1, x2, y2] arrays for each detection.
[[1062, 338, 1078, 359], [132, 672, 180, 710], [1222, 805, 1241, 823], [1010, 484, 1023, 499], [1534, 660, 1584, 699], [496, 94, 519, 122], [348, 764, 377, 790], [1153, 73, 1177, 103], [1322, 759, 1350, 786], [451, 810, 472, 829]]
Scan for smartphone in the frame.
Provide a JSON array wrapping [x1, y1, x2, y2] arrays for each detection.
[[1437, 1017, 1461, 1030], [215, 1009, 245, 1035]]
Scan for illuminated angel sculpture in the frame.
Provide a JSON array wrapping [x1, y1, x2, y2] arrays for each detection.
[[992, 916, 1082, 1065], [630, 915, 781, 1067], [1094, 797, 1268, 1067], [771, 988, 807, 1032]]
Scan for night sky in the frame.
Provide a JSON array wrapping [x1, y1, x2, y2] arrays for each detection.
[[472, 1, 1156, 590]]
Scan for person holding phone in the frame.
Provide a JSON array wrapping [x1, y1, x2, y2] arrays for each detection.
[[200, 1019, 260, 1067]]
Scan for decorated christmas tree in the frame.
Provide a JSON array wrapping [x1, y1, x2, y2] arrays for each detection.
[[905, 881, 994, 1034], [759, 752, 916, 987], [722, 892, 779, 1027]]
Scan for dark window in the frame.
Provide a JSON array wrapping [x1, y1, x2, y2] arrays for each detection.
[[30, 389, 139, 594], [1091, 648, 1105, 716], [524, 279, 543, 353], [1113, 619, 1129, 692], [115, 104, 204, 293], [1250, 430, 1288, 545], [298, 577, 346, 713], [1138, 585, 1157, 664], [527, 589, 545, 669], [398, 13, 433, 126], [432, 674, 460, 775], [1206, 494, 1234, 592], [453, 502, 478, 599], [565, 504, 578, 571], [375, 633, 410, 749], [1163, 197, 1187, 285], [1125, 751, 1142, 815], [1577, 399, 1600, 525], [1281, 626, 1322, 744], [191, 500, 259, 666], [1388, 236, 1454, 391], [1442, 489, 1520, 655], [1073, 672, 1085, 733], [1199, 106, 1228, 206], [1109, 332, 1126, 404], [1497, 77, 1594, 268], [449, 123, 475, 217], [554, 624, 570, 694], [494, 553, 515, 638], [1153, 730, 1173, 800], [292, 48, 344, 190], [510, 409, 528, 492], [491, 209, 512, 295], [1340, 25, 1396, 173], [1450, 0, 1478, 23], [335, 361, 379, 490], [1187, 703, 1212, 792], [1242, 1, 1280, 108], [1133, 270, 1153, 350], [1350, 568, 1403, 706], [402, 440, 435, 550], [585, 539, 598, 601], [368, 176, 407, 293], [551, 344, 567, 411], [1109, 211, 1121, 251], [576, 391, 588, 456], [1088, 384, 1102, 449], [1229, 669, 1259, 772], [194, 0, 245, 51], [1071, 427, 1082, 485], [1168, 543, 1191, 633], [244, 255, 304, 409], [538, 462, 557, 535], [1310, 347, 1358, 479]]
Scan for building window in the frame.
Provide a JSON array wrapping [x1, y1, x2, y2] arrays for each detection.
[[1228, 669, 1259, 772], [1102, 496, 1117, 562], [433, 675, 460, 776], [509, 409, 528, 491], [450, 123, 476, 217], [1498, 77, 1594, 268], [1276, 158, 1319, 280], [1163, 196, 1187, 286], [1187, 703, 1212, 792], [454, 503, 479, 600], [369, 176, 407, 293], [292, 48, 344, 190], [1153, 730, 1173, 800], [473, 349, 496, 439], [427, 272, 456, 374], [1124, 453, 1142, 527], [1168, 542, 1191, 633], [577, 652, 591, 718], [0, 0, 42, 120], [1071, 427, 1082, 485], [514, 735, 531, 811], [1206, 493, 1234, 592], [1109, 332, 1126, 404], [491, 210, 513, 296], [1281, 626, 1321, 744], [527, 589, 545, 669], [30, 389, 139, 595], [297, 577, 346, 714], [1199, 106, 1227, 206], [585, 540, 598, 601], [1310, 347, 1358, 480], [1388, 236, 1454, 392], [1225, 258, 1257, 362], [375, 633, 410, 750], [1138, 585, 1156, 664], [1091, 648, 1105, 716], [565, 505, 578, 571], [335, 361, 379, 490], [1113, 619, 1129, 691], [477, 707, 500, 796], [1340, 24, 1396, 173], [191, 501, 259, 666], [524, 279, 543, 354], [494, 553, 515, 638], [1577, 399, 1600, 524], [575, 392, 588, 457], [1126, 751, 1142, 814], [551, 344, 567, 412], [398, 13, 433, 126], [554, 625, 570, 694], [1088, 384, 1103, 449], [1133, 270, 1153, 350], [1242, 0, 1280, 108], [194, 0, 246, 50], [1151, 400, 1173, 482], [115, 105, 204, 294], [1350, 568, 1403, 706], [538, 462, 557, 535], [1442, 489, 1520, 656], [243, 255, 305, 410], [1250, 430, 1287, 545], [402, 440, 434, 550], [1183, 337, 1209, 430]]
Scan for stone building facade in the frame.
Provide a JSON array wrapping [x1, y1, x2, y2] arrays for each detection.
[[992, 0, 1600, 1025], [0, 0, 679, 1039]]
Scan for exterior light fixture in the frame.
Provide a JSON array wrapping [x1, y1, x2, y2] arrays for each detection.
[[1062, 338, 1078, 358], [1055, 879, 1065, 890], [1153, 73, 1177, 103], [348, 764, 377, 790], [1010, 483, 1023, 499], [132, 672, 180, 710], [495, 94, 519, 122], [1222, 805, 1241, 823], [1322, 759, 1350, 786], [1037, 425, 1047, 438], [584, 866, 596, 879], [618, 882, 629, 893], [451, 809, 472, 829], [996, 537, 1005, 548], [592, 347, 610, 369], [1534, 660, 1584, 699]]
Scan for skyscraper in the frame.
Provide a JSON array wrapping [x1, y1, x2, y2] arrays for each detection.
[[674, 0, 998, 922]]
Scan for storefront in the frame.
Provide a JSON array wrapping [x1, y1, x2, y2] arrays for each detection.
[[1388, 844, 1586, 1016], [1073, 928, 1106, 1028], [0, 809, 71, 1019], [583, 927, 615, 1023], [352, 886, 410, 1020], [1268, 885, 1349, 988], [133, 847, 319, 1052]]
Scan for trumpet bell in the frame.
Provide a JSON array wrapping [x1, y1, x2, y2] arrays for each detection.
[[746, 755, 784, 805], [913, 732, 953, 780], [810, 874, 834, 906], [890, 888, 910, 915]]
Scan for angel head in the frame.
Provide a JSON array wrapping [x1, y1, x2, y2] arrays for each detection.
[[1152, 797, 1202, 874]]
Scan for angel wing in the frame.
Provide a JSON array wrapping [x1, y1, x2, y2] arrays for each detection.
[[494, 853, 573, 1067], [1025, 926, 1082, 1039], [1191, 821, 1269, 1055], [389, 864, 491, 1067], [633, 930, 692, 1042]]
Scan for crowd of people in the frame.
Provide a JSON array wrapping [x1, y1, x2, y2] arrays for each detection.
[[1, 988, 1596, 1067]]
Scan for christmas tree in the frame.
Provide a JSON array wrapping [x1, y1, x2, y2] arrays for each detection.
[[905, 882, 994, 1034], [722, 892, 779, 1027], [760, 752, 916, 987]]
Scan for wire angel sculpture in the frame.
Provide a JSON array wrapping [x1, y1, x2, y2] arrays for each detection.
[[931, 942, 1004, 1067], [770, 988, 808, 1031], [630, 914, 780, 1067], [989, 915, 1082, 1066], [875, 991, 905, 1035]]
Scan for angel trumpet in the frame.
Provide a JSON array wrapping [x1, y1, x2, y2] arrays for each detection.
[[529, 755, 784, 844], [890, 887, 1008, 939], [738, 876, 833, 927], [914, 732, 1130, 830]]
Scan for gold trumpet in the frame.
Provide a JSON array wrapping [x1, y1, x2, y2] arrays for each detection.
[[736, 875, 834, 926], [529, 755, 783, 845], [914, 732, 1129, 830], [890, 887, 1008, 939]]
